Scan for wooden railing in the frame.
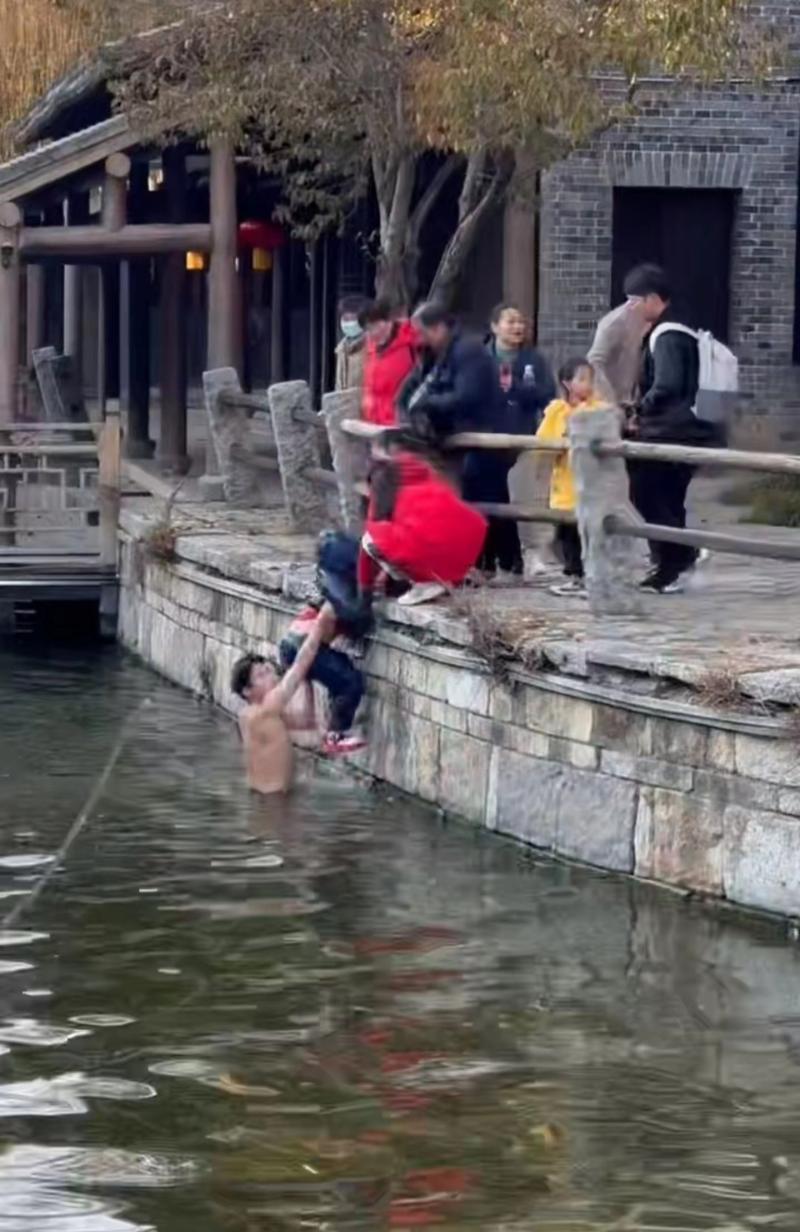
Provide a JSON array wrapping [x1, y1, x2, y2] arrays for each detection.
[[0, 410, 120, 567]]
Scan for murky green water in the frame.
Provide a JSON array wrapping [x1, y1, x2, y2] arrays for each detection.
[[2, 642, 800, 1230]]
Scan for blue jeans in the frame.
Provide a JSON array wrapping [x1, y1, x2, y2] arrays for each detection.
[[279, 638, 364, 734]]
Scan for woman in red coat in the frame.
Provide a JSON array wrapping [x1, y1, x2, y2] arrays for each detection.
[[357, 433, 488, 607], [361, 301, 418, 427]]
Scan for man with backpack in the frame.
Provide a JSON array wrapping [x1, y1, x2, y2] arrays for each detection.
[[623, 264, 732, 594]]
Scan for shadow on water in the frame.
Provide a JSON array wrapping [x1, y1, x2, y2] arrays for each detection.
[[1, 637, 800, 1229]]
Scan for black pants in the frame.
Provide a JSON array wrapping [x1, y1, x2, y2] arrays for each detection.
[[554, 523, 583, 577], [280, 639, 364, 734], [628, 459, 697, 580], [462, 451, 523, 575]]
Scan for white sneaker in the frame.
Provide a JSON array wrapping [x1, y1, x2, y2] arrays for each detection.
[[397, 582, 447, 607], [550, 578, 587, 598]]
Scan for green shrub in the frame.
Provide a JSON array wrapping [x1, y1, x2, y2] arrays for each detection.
[[744, 476, 800, 528]]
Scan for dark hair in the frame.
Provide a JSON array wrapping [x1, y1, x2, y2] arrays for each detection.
[[490, 302, 522, 325], [412, 301, 455, 330], [558, 357, 594, 388], [359, 298, 394, 327], [623, 263, 671, 301], [339, 294, 368, 318], [231, 653, 269, 699]]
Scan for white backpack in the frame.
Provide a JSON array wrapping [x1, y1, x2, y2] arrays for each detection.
[[649, 323, 738, 425]]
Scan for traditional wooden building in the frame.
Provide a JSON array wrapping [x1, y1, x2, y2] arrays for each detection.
[[0, 37, 533, 487]]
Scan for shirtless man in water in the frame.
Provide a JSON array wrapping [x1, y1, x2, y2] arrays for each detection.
[[231, 604, 336, 795]]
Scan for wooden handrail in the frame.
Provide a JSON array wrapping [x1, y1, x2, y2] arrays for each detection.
[[340, 417, 800, 476], [604, 515, 800, 562]]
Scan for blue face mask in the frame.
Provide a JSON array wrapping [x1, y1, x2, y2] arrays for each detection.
[[341, 319, 364, 341]]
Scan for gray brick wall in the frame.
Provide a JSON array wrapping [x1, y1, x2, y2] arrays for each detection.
[[538, 74, 800, 446]]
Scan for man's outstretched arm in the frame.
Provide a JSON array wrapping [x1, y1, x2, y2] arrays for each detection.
[[275, 604, 336, 710]]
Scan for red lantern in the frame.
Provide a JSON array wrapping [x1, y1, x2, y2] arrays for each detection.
[[237, 220, 286, 252]]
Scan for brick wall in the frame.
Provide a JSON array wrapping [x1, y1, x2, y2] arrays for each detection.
[[538, 72, 800, 447]]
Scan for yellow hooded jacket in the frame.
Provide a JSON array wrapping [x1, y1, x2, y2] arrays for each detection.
[[535, 398, 605, 511]]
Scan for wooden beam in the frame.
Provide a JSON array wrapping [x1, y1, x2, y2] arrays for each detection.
[[21, 223, 213, 259], [605, 515, 800, 562]]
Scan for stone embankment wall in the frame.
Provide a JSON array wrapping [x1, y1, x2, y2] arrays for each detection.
[[119, 517, 800, 922]]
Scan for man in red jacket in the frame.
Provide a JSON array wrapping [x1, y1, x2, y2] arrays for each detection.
[[360, 300, 419, 427], [357, 431, 488, 607]]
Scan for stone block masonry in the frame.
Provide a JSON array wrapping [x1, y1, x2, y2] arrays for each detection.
[[119, 513, 800, 923]]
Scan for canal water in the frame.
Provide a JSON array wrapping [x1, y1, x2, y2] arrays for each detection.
[[2, 641, 800, 1231]]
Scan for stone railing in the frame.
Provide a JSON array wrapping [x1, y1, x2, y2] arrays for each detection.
[[203, 370, 800, 616]]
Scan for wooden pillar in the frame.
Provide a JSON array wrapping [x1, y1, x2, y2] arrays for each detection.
[[203, 139, 239, 494], [0, 203, 22, 424], [25, 264, 45, 368], [121, 162, 153, 458], [159, 147, 189, 474], [64, 192, 89, 369], [308, 241, 321, 407], [97, 154, 129, 419], [270, 243, 286, 383]]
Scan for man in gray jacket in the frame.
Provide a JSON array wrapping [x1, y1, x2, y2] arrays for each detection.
[[588, 298, 648, 408]]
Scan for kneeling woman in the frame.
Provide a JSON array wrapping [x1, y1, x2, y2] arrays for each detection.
[[358, 431, 488, 607]]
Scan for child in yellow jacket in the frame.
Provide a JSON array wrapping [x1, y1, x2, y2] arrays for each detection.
[[536, 358, 604, 596]]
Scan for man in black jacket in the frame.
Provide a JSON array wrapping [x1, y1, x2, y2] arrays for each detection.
[[624, 264, 717, 594], [400, 303, 501, 437], [399, 302, 518, 576]]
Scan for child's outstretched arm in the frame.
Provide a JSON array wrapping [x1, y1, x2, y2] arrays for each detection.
[[276, 604, 336, 710]]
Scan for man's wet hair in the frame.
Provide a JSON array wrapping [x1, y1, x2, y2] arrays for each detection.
[[623, 263, 671, 302], [230, 653, 279, 699]]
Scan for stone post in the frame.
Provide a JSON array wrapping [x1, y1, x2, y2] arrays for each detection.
[[268, 380, 327, 532], [203, 366, 274, 508], [569, 407, 642, 616], [322, 387, 367, 533]]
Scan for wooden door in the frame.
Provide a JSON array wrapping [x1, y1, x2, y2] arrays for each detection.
[[611, 188, 735, 341]]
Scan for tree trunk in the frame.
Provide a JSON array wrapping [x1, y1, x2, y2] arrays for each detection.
[[428, 153, 514, 308]]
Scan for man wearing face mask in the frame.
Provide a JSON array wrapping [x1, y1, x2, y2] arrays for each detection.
[[335, 296, 369, 393]]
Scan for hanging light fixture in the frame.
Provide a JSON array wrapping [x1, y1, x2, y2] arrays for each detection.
[[185, 251, 206, 272]]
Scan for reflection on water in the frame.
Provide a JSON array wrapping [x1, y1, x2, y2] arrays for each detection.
[[2, 641, 800, 1229]]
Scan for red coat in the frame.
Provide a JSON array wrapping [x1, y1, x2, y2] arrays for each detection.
[[362, 321, 418, 427], [366, 454, 487, 585]]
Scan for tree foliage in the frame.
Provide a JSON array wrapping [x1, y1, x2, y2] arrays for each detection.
[[114, 0, 765, 304]]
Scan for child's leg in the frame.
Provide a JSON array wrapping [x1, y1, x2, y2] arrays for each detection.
[[311, 646, 365, 735], [555, 523, 583, 577]]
